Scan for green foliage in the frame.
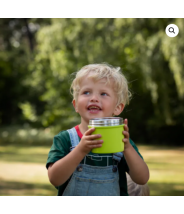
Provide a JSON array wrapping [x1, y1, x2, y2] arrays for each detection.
[[19, 102, 37, 122], [0, 18, 51, 125], [0, 18, 184, 144]]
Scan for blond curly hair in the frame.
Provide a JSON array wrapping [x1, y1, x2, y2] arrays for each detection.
[[70, 63, 132, 107]]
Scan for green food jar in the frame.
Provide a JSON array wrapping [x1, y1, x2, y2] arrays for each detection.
[[88, 117, 124, 154]]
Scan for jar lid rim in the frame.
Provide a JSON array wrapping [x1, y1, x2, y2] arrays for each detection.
[[89, 117, 123, 126]]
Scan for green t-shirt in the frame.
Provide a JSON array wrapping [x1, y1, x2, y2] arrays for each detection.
[[46, 127, 143, 196]]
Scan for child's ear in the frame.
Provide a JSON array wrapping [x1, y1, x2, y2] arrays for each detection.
[[113, 103, 124, 116], [72, 99, 78, 113]]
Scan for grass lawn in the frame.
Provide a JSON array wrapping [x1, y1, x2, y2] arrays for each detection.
[[0, 144, 184, 196]]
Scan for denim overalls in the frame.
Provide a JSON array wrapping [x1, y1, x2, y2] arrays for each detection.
[[62, 127, 123, 196]]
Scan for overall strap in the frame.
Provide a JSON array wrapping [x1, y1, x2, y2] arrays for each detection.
[[112, 152, 123, 163], [67, 127, 80, 151]]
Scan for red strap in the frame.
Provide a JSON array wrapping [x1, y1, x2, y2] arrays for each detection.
[[74, 125, 83, 139]]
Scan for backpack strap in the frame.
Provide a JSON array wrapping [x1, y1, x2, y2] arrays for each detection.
[[67, 127, 80, 151]]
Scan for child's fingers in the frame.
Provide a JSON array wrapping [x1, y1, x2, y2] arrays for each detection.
[[124, 124, 129, 132], [84, 128, 103, 140], [91, 144, 103, 148], [124, 118, 128, 125], [86, 133, 102, 140], [84, 127, 96, 136], [123, 122, 129, 132], [123, 138, 129, 143], [88, 139, 103, 148], [123, 119, 129, 132], [123, 130, 129, 138]]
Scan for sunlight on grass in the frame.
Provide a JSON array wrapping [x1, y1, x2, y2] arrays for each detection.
[[0, 161, 49, 184], [0, 145, 58, 196], [139, 145, 184, 196], [0, 144, 184, 196], [0, 146, 50, 163]]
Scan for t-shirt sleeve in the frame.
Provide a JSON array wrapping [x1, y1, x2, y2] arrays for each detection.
[[46, 130, 71, 169], [129, 138, 143, 160]]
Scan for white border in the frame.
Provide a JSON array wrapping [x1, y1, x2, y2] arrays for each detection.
[[1, 196, 184, 214], [1, 0, 184, 18]]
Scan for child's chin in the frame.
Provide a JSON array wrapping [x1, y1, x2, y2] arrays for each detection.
[[88, 115, 101, 120]]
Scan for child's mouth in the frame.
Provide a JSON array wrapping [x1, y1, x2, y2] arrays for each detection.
[[87, 106, 102, 113], [88, 109, 101, 113]]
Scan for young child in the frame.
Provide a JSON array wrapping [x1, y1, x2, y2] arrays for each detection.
[[46, 63, 149, 196]]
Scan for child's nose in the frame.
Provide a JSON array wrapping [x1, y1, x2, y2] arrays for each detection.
[[90, 94, 99, 102]]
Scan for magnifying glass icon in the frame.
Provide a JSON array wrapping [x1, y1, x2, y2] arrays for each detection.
[[169, 27, 175, 34], [166, 24, 179, 37]]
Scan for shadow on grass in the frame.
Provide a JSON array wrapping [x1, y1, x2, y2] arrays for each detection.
[[1, 179, 184, 196], [149, 182, 184, 196], [0, 179, 57, 196]]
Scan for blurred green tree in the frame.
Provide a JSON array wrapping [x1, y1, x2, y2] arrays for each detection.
[[1, 18, 184, 144], [0, 18, 51, 125]]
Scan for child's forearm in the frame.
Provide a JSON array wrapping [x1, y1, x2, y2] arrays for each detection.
[[124, 144, 149, 185], [48, 145, 87, 187]]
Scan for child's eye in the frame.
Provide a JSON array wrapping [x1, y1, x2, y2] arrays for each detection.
[[84, 91, 90, 95], [101, 92, 108, 96]]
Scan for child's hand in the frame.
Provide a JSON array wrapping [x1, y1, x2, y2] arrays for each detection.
[[78, 128, 103, 155], [123, 119, 131, 150]]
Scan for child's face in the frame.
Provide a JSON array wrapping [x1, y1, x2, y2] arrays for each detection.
[[73, 76, 124, 124]]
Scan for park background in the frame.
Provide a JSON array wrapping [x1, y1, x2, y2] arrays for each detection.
[[0, 18, 184, 196]]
